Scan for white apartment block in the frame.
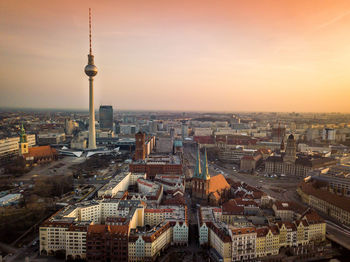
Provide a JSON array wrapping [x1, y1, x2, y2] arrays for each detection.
[[97, 172, 146, 198], [0, 134, 36, 159], [40, 198, 188, 260]]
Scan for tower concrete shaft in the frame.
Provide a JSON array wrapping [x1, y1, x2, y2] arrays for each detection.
[[84, 9, 98, 150], [88, 76, 96, 149]]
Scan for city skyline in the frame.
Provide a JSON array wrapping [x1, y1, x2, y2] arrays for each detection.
[[2, 0, 350, 112]]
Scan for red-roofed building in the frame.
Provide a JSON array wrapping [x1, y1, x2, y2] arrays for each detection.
[[22, 145, 58, 164], [240, 154, 262, 172], [86, 224, 129, 262], [192, 148, 231, 205]]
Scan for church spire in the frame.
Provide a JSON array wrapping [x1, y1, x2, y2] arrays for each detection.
[[201, 148, 210, 180], [194, 147, 202, 178], [20, 123, 27, 143], [19, 123, 28, 155]]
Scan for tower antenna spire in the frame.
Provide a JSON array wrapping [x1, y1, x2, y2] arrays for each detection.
[[85, 7, 98, 150], [89, 8, 92, 55]]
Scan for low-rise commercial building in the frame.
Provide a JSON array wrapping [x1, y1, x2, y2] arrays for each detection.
[[130, 154, 182, 180], [37, 132, 65, 145]]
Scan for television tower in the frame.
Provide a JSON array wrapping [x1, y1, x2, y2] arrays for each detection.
[[85, 8, 98, 149]]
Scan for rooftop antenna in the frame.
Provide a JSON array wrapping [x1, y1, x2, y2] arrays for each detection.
[[89, 8, 92, 55]]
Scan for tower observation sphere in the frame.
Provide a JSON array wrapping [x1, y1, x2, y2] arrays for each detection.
[[85, 54, 98, 77], [85, 63, 98, 77]]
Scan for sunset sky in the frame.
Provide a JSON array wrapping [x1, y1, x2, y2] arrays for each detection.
[[1, 0, 350, 112]]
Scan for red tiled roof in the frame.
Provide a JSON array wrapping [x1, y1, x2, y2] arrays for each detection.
[[222, 201, 244, 215], [209, 174, 230, 193], [23, 145, 57, 158], [276, 221, 297, 231], [144, 208, 174, 213], [137, 178, 154, 188], [299, 181, 350, 213], [231, 227, 256, 235], [233, 198, 258, 207], [88, 224, 129, 235], [162, 194, 186, 206], [273, 200, 306, 214], [256, 227, 268, 237], [207, 223, 232, 242], [142, 222, 171, 242], [304, 210, 324, 223], [211, 191, 220, 200]]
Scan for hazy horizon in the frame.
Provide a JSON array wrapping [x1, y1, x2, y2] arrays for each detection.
[[1, 106, 349, 115], [2, 0, 350, 112]]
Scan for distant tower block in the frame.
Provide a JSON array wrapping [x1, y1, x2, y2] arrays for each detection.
[[85, 8, 98, 149]]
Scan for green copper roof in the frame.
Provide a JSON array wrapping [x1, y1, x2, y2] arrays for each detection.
[[19, 123, 27, 143], [201, 148, 210, 180], [193, 147, 210, 180], [194, 147, 202, 178]]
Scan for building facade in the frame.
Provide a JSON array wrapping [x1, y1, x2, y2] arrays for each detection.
[[298, 180, 350, 225], [99, 105, 113, 131], [265, 134, 337, 177]]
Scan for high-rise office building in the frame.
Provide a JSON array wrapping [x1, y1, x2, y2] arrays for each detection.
[[99, 105, 113, 130]]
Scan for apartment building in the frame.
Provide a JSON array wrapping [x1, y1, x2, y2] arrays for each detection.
[[0, 134, 36, 159], [276, 222, 297, 248], [65, 224, 88, 260], [311, 165, 350, 197], [198, 202, 326, 261], [128, 221, 173, 262], [298, 180, 350, 225], [40, 198, 188, 260], [172, 221, 188, 245], [134, 178, 163, 204], [272, 201, 306, 221], [207, 222, 232, 262], [129, 154, 182, 180], [304, 212, 326, 242], [40, 199, 144, 259], [40, 223, 71, 256], [86, 224, 129, 262], [198, 207, 222, 246], [256, 226, 279, 258], [97, 172, 146, 198], [154, 174, 185, 192], [230, 227, 256, 262], [144, 206, 187, 228]]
